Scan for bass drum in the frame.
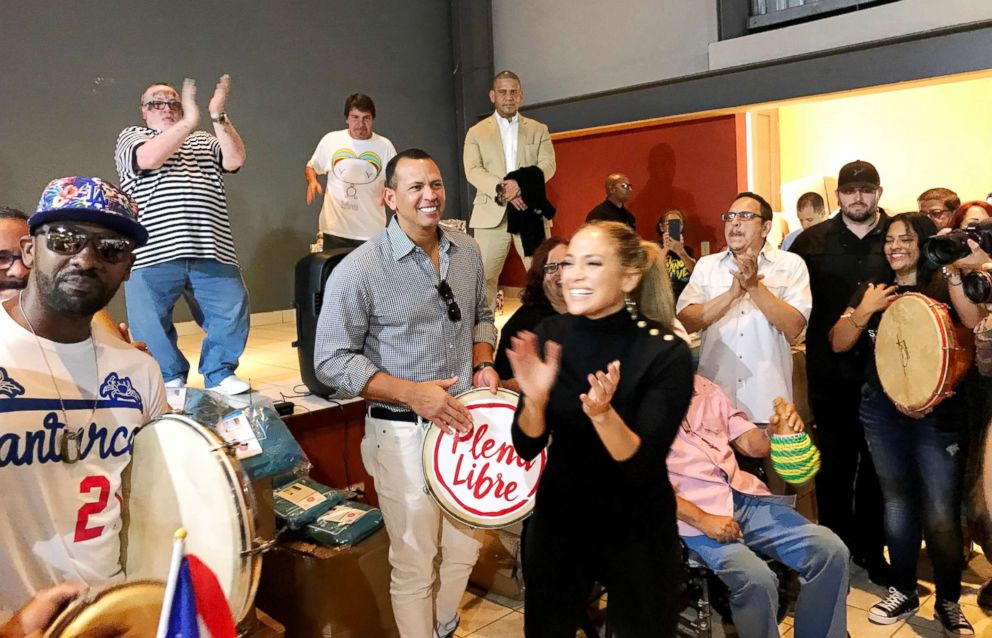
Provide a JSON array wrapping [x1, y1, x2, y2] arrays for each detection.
[[422, 388, 546, 529], [44, 581, 164, 638], [122, 414, 261, 622]]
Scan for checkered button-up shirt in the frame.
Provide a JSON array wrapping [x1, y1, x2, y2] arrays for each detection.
[[314, 217, 496, 410]]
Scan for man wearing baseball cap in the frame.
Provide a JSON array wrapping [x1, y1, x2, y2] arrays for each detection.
[[790, 160, 891, 586], [0, 176, 168, 617]]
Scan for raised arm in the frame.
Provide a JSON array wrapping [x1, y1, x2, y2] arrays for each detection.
[[134, 78, 199, 170], [207, 75, 246, 171]]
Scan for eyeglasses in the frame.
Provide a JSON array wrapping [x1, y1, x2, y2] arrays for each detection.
[[36, 225, 135, 263], [924, 208, 952, 219], [720, 211, 764, 222], [0, 251, 23, 270], [436, 279, 461, 322], [142, 100, 182, 112], [543, 261, 563, 275]]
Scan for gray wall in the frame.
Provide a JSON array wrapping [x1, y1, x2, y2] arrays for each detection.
[[0, 1, 462, 318], [492, 0, 718, 105]]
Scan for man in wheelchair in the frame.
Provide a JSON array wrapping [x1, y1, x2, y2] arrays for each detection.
[[667, 376, 848, 638]]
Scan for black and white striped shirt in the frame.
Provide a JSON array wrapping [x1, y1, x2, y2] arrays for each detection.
[[114, 127, 239, 269], [313, 218, 497, 410]]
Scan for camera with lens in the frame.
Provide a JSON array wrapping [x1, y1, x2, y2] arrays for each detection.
[[963, 270, 992, 304], [924, 220, 992, 266]]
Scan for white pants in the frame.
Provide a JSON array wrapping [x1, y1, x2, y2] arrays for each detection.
[[474, 218, 551, 310], [361, 415, 482, 638]]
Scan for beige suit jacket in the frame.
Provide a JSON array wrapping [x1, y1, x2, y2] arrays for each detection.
[[463, 114, 556, 229]]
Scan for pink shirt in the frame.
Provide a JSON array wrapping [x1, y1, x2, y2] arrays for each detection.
[[666, 375, 772, 536]]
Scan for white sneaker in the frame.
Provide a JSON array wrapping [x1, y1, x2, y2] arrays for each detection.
[[164, 378, 186, 389], [208, 375, 251, 395]]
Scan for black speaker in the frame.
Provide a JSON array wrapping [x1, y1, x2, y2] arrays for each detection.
[[292, 248, 354, 397]]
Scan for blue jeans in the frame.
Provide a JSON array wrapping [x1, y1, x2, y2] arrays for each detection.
[[125, 258, 250, 387], [683, 491, 849, 638], [860, 385, 964, 601]]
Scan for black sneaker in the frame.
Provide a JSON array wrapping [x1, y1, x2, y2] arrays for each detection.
[[868, 587, 919, 624], [935, 599, 974, 637]]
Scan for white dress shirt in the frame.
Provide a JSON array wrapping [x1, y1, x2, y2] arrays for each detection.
[[495, 112, 519, 174], [676, 242, 812, 423]]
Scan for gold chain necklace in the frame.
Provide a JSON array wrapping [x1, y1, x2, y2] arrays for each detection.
[[18, 292, 99, 463]]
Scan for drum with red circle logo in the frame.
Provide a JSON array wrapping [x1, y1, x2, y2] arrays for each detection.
[[421, 388, 546, 529]]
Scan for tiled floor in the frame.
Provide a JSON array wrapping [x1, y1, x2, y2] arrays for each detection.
[[177, 303, 992, 637]]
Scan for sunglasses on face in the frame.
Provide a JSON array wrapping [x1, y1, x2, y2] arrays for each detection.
[[36, 225, 135, 263], [142, 100, 182, 112], [436, 279, 461, 322]]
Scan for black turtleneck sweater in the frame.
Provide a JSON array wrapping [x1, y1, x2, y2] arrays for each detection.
[[511, 308, 693, 540]]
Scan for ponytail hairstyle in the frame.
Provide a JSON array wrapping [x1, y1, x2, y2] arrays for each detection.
[[584, 221, 676, 329]]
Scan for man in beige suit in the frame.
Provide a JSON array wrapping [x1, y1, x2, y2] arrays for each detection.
[[464, 70, 556, 309]]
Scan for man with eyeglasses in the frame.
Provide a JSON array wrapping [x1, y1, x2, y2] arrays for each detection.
[[0, 176, 168, 618], [314, 149, 497, 638], [917, 187, 960, 231], [585, 173, 636, 230], [677, 192, 811, 443], [0, 207, 30, 302], [789, 159, 891, 585], [114, 75, 250, 395]]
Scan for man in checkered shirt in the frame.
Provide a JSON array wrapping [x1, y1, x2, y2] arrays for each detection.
[[314, 148, 499, 638]]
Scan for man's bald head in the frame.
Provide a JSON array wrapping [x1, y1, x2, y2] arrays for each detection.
[[605, 173, 633, 206]]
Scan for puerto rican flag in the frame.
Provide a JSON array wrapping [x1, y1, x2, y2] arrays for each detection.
[[160, 553, 235, 638]]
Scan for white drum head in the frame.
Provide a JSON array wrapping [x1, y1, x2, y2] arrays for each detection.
[[123, 414, 258, 621], [876, 294, 951, 411], [422, 388, 546, 529]]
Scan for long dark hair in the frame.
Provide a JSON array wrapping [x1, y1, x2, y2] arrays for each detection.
[[521, 236, 567, 306], [886, 211, 939, 283]]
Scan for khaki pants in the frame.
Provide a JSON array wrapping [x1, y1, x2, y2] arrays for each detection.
[[361, 415, 481, 638], [473, 218, 551, 310]]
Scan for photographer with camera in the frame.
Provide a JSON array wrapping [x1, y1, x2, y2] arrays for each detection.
[[932, 216, 992, 613]]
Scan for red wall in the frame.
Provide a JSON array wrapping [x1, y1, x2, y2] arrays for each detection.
[[499, 114, 743, 287]]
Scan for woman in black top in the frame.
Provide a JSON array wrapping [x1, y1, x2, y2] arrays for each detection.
[[829, 212, 982, 634], [493, 236, 567, 389], [507, 221, 693, 637]]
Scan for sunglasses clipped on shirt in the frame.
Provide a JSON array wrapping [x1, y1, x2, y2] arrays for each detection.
[[436, 279, 461, 322], [36, 225, 136, 264]]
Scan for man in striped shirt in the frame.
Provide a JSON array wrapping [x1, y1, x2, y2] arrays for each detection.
[[114, 76, 250, 395]]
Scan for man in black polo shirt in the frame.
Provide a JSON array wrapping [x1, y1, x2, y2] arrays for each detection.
[[586, 173, 636, 229], [790, 160, 891, 584]]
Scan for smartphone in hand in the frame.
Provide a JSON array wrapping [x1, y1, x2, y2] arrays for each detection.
[[667, 218, 682, 242]]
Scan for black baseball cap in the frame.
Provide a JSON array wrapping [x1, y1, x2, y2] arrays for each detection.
[[837, 160, 880, 190]]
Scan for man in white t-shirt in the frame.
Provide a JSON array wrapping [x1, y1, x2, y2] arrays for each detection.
[[305, 93, 397, 249], [0, 176, 168, 617]]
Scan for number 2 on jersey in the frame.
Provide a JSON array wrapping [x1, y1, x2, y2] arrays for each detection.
[[74, 475, 111, 542]]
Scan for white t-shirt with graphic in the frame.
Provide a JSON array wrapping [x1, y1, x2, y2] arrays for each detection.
[[307, 129, 396, 240], [0, 304, 168, 614]]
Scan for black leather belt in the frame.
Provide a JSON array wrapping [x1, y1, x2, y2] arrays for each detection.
[[368, 407, 418, 422]]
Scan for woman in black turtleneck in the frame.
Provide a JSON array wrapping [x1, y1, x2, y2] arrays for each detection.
[[507, 221, 693, 637]]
